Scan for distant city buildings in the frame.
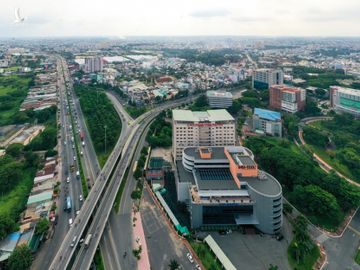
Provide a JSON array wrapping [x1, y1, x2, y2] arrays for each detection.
[[206, 90, 233, 109], [252, 108, 282, 137], [83, 56, 103, 73], [172, 109, 235, 160], [330, 86, 360, 117], [252, 69, 284, 89], [269, 85, 306, 113], [175, 146, 282, 234]]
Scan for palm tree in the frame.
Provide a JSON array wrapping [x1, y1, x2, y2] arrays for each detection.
[[169, 259, 179, 270]]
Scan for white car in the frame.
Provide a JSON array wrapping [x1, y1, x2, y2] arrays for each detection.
[[69, 218, 73, 227], [79, 195, 83, 202], [66, 177, 70, 183], [187, 252, 194, 263], [195, 264, 201, 270], [73, 156, 76, 161], [76, 210, 80, 216]]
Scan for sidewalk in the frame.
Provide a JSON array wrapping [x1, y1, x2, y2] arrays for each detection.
[[132, 210, 151, 270]]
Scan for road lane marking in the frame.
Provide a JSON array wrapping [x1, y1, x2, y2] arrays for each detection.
[[348, 225, 360, 237]]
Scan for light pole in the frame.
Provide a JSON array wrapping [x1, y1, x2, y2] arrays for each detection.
[[104, 125, 107, 153]]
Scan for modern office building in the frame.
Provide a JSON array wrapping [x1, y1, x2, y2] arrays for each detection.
[[252, 108, 282, 137], [206, 90, 233, 109], [172, 109, 235, 160], [252, 69, 284, 89], [175, 146, 283, 234], [330, 86, 360, 117], [83, 57, 103, 73], [269, 85, 306, 113]]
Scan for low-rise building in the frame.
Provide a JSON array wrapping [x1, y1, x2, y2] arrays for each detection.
[[206, 90, 233, 109], [175, 146, 282, 234], [330, 86, 360, 117], [252, 108, 282, 137]]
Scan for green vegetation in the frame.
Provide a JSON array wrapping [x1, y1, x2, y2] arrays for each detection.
[[74, 84, 121, 167], [188, 94, 209, 111], [0, 75, 33, 126], [189, 240, 222, 270], [94, 250, 105, 270], [35, 218, 49, 235], [114, 166, 130, 213], [355, 248, 360, 265], [146, 112, 172, 148], [304, 114, 360, 182], [169, 259, 180, 270], [291, 66, 354, 89], [245, 136, 360, 231], [125, 104, 147, 118], [287, 216, 320, 270], [163, 48, 243, 66], [7, 244, 33, 270]]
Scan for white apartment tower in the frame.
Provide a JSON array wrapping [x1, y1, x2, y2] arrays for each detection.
[[84, 57, 103, 73], [172, 109, 236, 160]]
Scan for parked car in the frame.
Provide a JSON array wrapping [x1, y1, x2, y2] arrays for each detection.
[[79, 195, 83, 202], [186, 252, 194, 263]]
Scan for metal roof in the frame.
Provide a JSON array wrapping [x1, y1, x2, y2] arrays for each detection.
[[254, 108, 281, 121], [204, 235, 237, 270], [172, 109, 234, 122], [27, 191, 52, 205]]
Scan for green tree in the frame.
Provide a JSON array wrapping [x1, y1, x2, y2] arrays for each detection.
[[35, 218, 49, 235], [268, 264, 278, 270], [7, 244, 33, 270], [169, 259, 180, 270], [6, 143, 24, 158]]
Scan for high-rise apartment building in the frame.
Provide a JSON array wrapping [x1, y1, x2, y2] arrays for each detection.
[[269, 85, 306, 113], [83, 57, 103, 73], [172, 109, 235, 160], [252, 69, 284, 89]]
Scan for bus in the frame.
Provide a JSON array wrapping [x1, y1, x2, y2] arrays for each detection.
[[64, 196, 72, 212]]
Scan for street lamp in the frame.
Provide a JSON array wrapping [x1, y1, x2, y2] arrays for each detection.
[[104, 125, 107, 153]]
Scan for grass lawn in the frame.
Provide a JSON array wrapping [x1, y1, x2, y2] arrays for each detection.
[[94, 250, 105, 270], [355, 248, 360, 265], [189, 240, 223, 270], [288, 240, 320, 270], [0, 167, 35, 220], [0, 75, 32, 126], [307, 144, 357, 183]]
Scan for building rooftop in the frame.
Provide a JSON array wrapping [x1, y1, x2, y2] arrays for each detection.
[[331, 86, 360, 96], [254, 108, 281, 121], [172, 109, 234, 122], [206, 90, 233, 98], [194, 169, 239, 190], [27, 191, 52, 205]]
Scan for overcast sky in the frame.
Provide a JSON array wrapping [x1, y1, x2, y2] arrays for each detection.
[[1, 0, 360, 37]]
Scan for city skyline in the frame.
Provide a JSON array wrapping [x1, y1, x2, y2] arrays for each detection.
[[1, 0, 360, 37]]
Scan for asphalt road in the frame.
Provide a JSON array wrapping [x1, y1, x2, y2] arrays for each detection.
[[141, 187, 196, 270], [31, 58, 84, 270]]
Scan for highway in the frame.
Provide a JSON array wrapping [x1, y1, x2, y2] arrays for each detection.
[[32, 58, 84, 270], [49, 57, 195, 270]]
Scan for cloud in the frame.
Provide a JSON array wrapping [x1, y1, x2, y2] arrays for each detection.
[[189, 8, 231, 18], [231, 16, 272, 23]]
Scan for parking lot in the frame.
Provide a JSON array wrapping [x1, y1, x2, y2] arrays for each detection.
[[210, 219, 293, 270]]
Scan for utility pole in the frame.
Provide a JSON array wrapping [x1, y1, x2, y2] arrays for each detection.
[[104, 125, 107, 153]]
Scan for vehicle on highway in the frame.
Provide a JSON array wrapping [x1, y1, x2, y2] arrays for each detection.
[[76, 171, 80, 179], [66, 176, 70, 183], [76, 210, 80, 216], [195, 264, 201, 270], [82, 141, 85, 147], [80, 151, 83, 156], [68, 218, 73, 227], [79, 195, 83, 202], [64, 196, 72, 212], [79, 131, 84, 141], [70, 236, 77, 248], [84, 234, 92, 248], [70, 164, 75, 172], [73, 156, 76, 161], [187, 252, 194, 263]]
